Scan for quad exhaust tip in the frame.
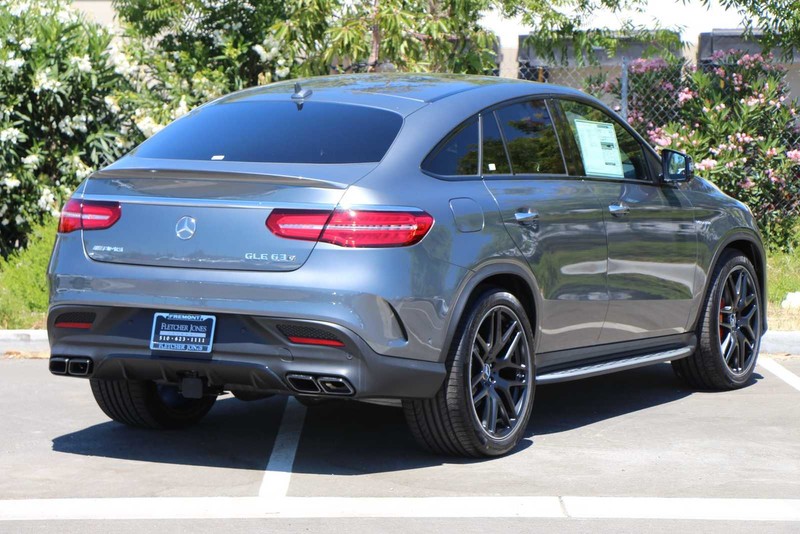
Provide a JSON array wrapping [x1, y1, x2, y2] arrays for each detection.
[[286, 374, 321, 394], [286, 373, 354, 396], [317, 376, 354, 395], [49, 357, 93, 377]]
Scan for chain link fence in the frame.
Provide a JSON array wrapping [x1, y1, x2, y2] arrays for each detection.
[[519, 58, 684, 131], [518, 57, 800, 245]]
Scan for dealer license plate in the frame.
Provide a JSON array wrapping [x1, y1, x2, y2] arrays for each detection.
[[149, 313, 216, 353]]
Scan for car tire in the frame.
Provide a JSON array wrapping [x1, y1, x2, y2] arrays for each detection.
[[672, 250, 762, 390], [403, 288, 535, 457], [90, 379, 217, 429]]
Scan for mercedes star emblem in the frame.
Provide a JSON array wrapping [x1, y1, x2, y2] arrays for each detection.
[[175, 216, 197, 240]]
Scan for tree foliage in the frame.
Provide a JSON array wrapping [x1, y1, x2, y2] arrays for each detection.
[[113, 0, 290, 89], [271, 0, 500, 75], [114, 0, 685, 80], [500, 0, 681, 65]]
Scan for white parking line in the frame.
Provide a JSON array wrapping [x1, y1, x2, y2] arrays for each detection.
[[759, 357, 800, 393], [564, 496, 800, 521], [258, 397, 307, 498], [0, 496, 798, 522]]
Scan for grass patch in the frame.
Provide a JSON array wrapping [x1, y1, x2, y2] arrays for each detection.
[[767, 304, 800, 331], [766, 238, 800, 330], [767, 250, 800, 306], [0, 223, 54, 329]]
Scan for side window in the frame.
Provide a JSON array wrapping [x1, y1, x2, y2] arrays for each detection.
[[482, 113, 511, 174], [494, 100, 565, 175], [423, 118, 479, 176], [559, 100, 648, 181]]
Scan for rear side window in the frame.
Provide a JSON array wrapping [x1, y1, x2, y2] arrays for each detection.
[[494, 100, 565, 175], [423, 119, 479, 176], [482, 113, 511, 174], [132, 101, 403, 164]]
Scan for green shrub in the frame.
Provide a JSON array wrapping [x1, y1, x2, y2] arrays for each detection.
[[651, 50, 800, 252], [0, 222, 54, 329], [0, 0, 141, 255]]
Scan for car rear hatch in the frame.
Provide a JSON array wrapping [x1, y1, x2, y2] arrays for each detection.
[[76, 98, 406, 272], [80, 162, 374, 272]]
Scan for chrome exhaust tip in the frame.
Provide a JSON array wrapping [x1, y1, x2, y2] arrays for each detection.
[[67, 358, 93, 377], [317, 376, 355, 396], [49, 357, 69, 375], [286, 374, 321, 394]]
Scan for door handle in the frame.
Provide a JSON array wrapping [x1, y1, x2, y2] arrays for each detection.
[[608, 203, 630, 217], [514, 209, 539, 225]]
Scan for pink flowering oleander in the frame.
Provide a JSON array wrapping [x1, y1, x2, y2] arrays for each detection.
[[696, 158, 718, 171], [629, 58, 668, 74], [787, 149, 800, 163], [677, 87, 694, 104]]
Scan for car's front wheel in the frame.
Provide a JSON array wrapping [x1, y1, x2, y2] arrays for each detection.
[[403, 288, 535, 457], [90, 379, 217, 429], [673, 250, 762, 389]]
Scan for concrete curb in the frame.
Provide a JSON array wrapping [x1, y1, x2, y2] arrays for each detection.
[[761, 331, 800, 355], [0, 330, 48, 342]]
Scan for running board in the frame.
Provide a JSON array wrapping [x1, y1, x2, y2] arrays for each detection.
[[536, 346, 694, 385]]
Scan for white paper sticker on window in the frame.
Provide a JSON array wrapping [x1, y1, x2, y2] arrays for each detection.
[[573, 119, 624, 178]]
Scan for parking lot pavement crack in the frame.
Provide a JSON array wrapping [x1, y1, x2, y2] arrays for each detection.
[[558, 496, 571, 518]]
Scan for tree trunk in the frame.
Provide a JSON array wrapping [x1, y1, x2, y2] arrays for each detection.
[[368, 0, 380, 70]]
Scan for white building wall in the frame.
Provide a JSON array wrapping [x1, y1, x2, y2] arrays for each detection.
[[71, 0, 115, 26]]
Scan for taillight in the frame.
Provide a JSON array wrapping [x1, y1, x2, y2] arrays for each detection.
[[58, 199, 121, 233], [321, 210, 433, 247], [266, 209, 434, 248], [266, 210, 331, 241]]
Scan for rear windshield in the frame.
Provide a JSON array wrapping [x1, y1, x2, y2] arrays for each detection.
[[132, 101, 403, 164]]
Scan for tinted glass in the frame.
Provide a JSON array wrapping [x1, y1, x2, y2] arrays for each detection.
[[423, 119, 479, 176], [482, 113, 511, 174], [494, 101, 565, 175], [132, 101, 403, 164], [560, 100, 648, 181]]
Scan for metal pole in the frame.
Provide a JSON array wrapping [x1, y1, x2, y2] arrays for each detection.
[[620, 56, 629, 121]]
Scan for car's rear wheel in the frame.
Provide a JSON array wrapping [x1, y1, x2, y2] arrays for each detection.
[[672, 250, 762, 389], [403, 288, 535, 457], [90, 379, 217, 429]]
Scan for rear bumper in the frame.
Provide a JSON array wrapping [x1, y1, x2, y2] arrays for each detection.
[[47, 305, 445, 400]]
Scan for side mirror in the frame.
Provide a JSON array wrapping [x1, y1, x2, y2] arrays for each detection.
[[661, 149, 694, 183]]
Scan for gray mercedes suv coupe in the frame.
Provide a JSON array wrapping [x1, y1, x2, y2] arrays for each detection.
[[47, 74, 766, 457]]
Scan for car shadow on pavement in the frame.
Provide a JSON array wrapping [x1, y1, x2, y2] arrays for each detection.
[[51, 363, 761, 474], [532, 363, 762, 436], [52, 395, 288, 471], [532, 362, 692, 436]]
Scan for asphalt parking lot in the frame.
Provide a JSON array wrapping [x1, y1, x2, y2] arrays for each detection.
[[1, 356, 799, 532]]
